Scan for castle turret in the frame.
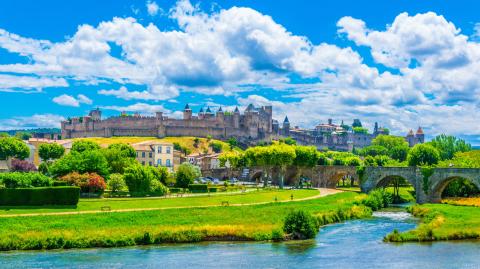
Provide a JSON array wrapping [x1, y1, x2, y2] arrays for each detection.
[[352, 119, 362, 128], [205, 106, 213, 119], [374, 122, 379, 135], [406, 129, 415, 147], [183, 104, 192, 120], [89, 108, 102, 121], [283, 116, 290, 136], [216, 107, 224, 123], [416, 127, 425, 144], [198, 107, 204, 119], [233, 106, 240, 128]]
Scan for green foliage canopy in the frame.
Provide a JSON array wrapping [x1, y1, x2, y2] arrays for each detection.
[[0, 137, 30, 160], [407, 144, 440, 166], [38, 143, 65, 161]]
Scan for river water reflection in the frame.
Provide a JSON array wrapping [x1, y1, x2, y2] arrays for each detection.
[[1, 210, 479, 268]]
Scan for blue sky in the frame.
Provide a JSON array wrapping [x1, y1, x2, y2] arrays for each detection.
[[0, 0, 480, 144]]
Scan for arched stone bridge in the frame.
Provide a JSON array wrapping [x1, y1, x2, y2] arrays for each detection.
[[207, 166, 480, 203], [361, 167, 480, 203]]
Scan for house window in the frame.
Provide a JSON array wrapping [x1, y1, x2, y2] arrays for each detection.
[[149, 161, 152, 166], [158, 146, 162, 153], [149, 152, 153, 158], [166, 159, 171, 167], [157, 159, 162, 166], [142, 152, 145, 158], [142, 161, 145, 165], [136, 152, 138, 157], [166, 147, 171, 154]]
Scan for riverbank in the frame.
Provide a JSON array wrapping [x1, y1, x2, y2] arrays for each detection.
[[385, 203, 480, 242], [0, 192, 370, 251]]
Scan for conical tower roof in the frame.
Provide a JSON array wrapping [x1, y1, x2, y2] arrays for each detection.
[[416, 127, 424, 135], [284, 116, 290, 123], [407, 129, 414, 136], [234, 106, 240, 113], [199, 107, 204, 113], [184, 103, 190, 110], [218, 106, 223, 112], [206, 106, 212, 113]]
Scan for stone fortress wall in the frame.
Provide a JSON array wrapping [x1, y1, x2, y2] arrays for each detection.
[[61, 104, 274, 143]]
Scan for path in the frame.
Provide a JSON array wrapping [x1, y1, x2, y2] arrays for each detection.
[[0, 188, 342, 218]]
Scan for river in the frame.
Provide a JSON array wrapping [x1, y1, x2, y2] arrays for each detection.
[[1, 209, 479, 268]]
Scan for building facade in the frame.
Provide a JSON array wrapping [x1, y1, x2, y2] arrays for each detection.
[[132, 141, 174, 171]]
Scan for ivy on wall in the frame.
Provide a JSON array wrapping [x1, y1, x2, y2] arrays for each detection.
[[421, 167, 434, 195]]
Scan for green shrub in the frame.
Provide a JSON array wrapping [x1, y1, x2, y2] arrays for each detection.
[[175, 163, 201, 188], [208, 187, 219, 193], [362, 189, 393, 210], [0, 172, 53, 188], [53, 181, 68, 186], [107, 173, 127, 193], [124, 164, 168, 196], [0, 187, 80, 205], [283, 210, 318, 239], [188, 184, 209, 193]]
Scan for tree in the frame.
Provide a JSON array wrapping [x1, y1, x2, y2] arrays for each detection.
[[281, 137, 297, 145], [270, 144, 296, 188], [227, 137, 238, 150], [353, 127, 368, 134], [283, 210, 318, 239], [38, 143, 65, 161], [429, 134, 472, 160], [193, 138, 200, 148], [108, 173, 127, 193], [293, 146, 318, 184], [372, 135, 407, 149], [360, 145, 388, 157], [15, 132, 32, 140], [437, 150, 480, 168], [0, 137, 30, 160], [407, 144, 440, 166], [175, 162, 201, 188], [148, 166, 170, 186], [124, 164, 168, 195], [71, 140, 101, 153], [102, 143, 137, 174], [390, 145, 409, 162], [209, 141, 223, 153], [49, 150, 110, 178]]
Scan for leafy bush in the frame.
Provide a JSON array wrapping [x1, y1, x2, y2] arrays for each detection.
[[209, 141, 223, 153], [108, 173, 127, 193], [124, 164, 168, 196], [49, 150, 110, 178], [10, 159, 37, 172], [283, 210, 318, 239], [71, 140, 100, 153], [407, 144, 440, 166], [188, 184, 209, 193], [362, 189, 393, 210], [59, 172, 106, 193], [0, 137, 30, 160], [175, 163, 201, 188], [0, 187, 79, 206], [0, 172, 53, 188], [38, 143, 65, 161]]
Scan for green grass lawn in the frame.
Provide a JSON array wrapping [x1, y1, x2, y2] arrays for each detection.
[[0, 189, 319, 216], [0, 192, 369, 250], [385, 203, 480, 242]]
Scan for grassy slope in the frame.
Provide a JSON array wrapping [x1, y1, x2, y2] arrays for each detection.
[[385, 203, 480, 242], [0, 192, 369, 250], [0, 189, 318, 215], [74, 136, 236, 154]]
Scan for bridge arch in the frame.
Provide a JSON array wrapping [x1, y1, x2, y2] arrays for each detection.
[[430, 175, 480, 203]]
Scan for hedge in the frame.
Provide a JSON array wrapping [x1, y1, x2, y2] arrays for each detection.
[[53, 181, 68, 186], [0, 172, 53, 188], [169, 188, 184, 193], [188, 184, 209, 193], [208, 187, 218, 193], [0, 187, 80, 206]]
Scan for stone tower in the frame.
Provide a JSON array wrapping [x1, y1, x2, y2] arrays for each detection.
[[416, 127, 425, 144], [406, 129, 415, 147], [216, 106, 224, 123], [233, 106, 240, 128], [283, 116, 290, 136], [89, 108, 102, 121], [183, 104, 192, 120]]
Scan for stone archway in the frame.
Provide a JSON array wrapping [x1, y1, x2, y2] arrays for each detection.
[[430, 176, 480, 203], [250, 171, 263, 182]]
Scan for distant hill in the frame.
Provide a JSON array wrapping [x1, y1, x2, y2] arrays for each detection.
[[0, 128, 61, 136], [73, 136, 238, 155]]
